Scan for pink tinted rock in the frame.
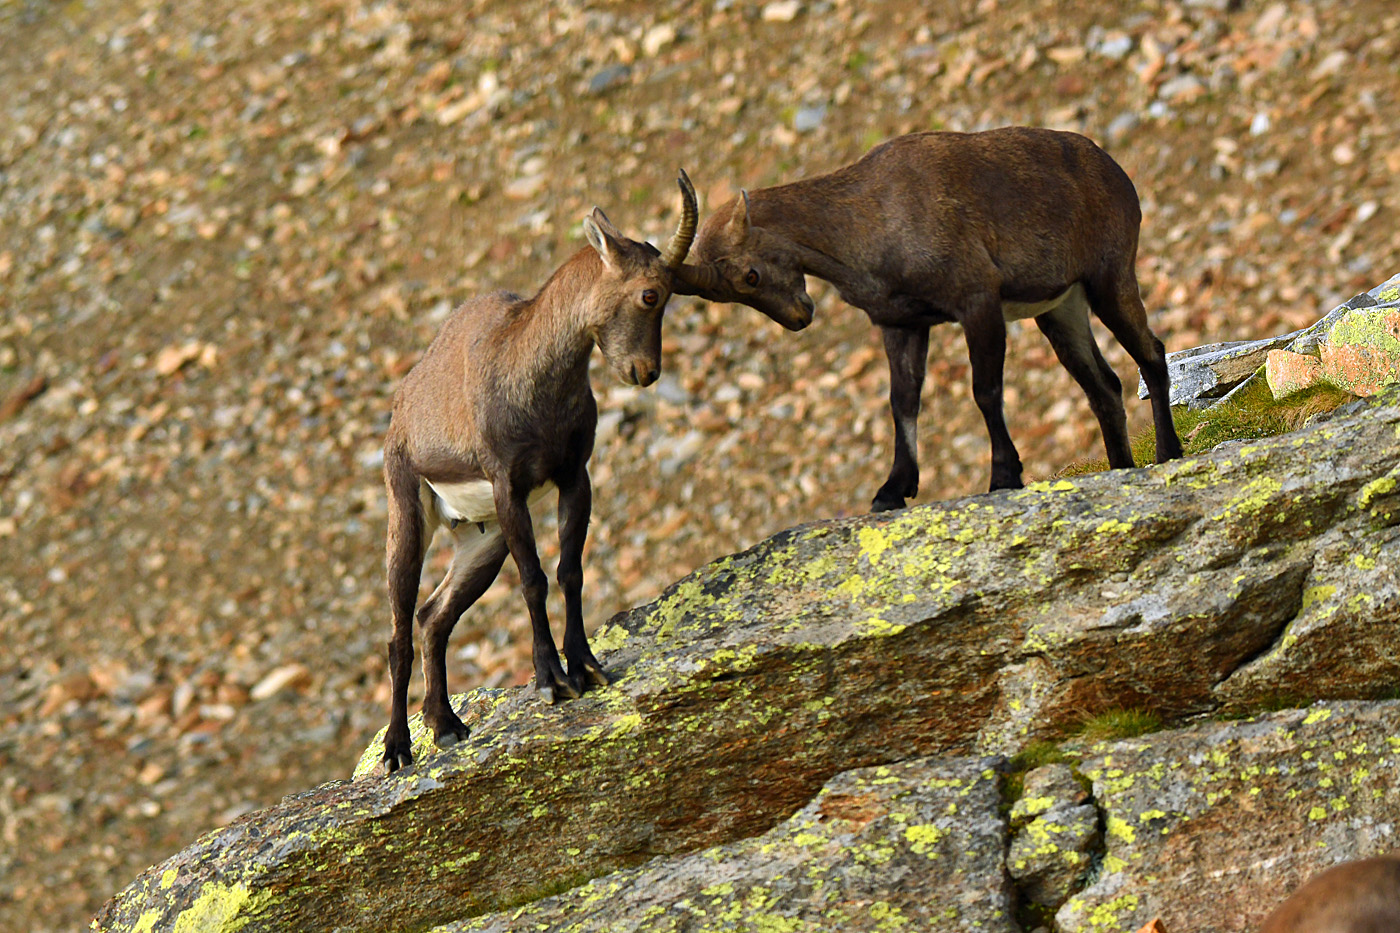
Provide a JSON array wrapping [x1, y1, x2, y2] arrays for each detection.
[[1266, 349, 1323, 399], [1320, 343, 1400, 396]]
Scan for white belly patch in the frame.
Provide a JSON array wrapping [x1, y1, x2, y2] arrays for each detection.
[[1001, 282, 1085, 323], [425, 479, 555, 526]]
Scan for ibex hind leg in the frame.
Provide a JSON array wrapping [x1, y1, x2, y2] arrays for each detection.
[[1034, 295, 1133, 470], [418, 525, 508, 749], [1086, 270, 1183, 463], [962, 303, 1024, 491], [383, 466, 435, 773]]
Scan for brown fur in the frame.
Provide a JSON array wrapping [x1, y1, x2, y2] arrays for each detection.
[[676, 127, 1183, 506], [378, 178, 696, 773], [1261, 855, 1400, 933]]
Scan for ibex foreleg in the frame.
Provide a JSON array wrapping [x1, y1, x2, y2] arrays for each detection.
[[873, 324, 930, 512], [557, 468, 609, 693]]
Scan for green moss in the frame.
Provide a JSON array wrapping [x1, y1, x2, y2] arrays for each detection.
[[1074, 708, 1163, 743], [1058, 380, 1356, 479]]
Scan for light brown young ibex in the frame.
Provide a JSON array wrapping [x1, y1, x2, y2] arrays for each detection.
[[1260, 854, 1400, 933], [673, 127, 1182, 509], [379, 171, 699, 772]]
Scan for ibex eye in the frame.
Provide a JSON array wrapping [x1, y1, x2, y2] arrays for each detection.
[[745, 269, 761, 287], [641, 289, 659, 306]]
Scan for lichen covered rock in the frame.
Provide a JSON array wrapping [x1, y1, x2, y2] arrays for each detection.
[[1007, 764, 1098, 909], [1151, 272, 1400, 406], [1058, 701, 1400, 933], [439, 756, 1014, 933], [96, 394, 1400, 933]]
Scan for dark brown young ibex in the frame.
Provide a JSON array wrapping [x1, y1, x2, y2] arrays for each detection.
[[379, 172, 699, 772], [1260, 853, 1400, 933], [673, 127, 1182, 509]]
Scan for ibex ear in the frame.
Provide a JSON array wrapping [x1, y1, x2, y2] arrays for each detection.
[[583, 209, 622, 268], [723, 190, 753, 242], [590, 206, 625, 240]]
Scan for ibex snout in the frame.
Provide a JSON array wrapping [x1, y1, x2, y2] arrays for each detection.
[[627, 360, 660, 387], [774, 292, 815, 331]]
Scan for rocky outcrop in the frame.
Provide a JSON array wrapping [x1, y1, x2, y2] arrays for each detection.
[[1267, 303, 1400, 398], [1061, 702, 1400, 933], [95, 390, 1400, 933], [444, 755, 1016, 933], [1144, 273, 1400, 407]]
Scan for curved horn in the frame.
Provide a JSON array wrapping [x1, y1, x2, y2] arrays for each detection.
[[661, 167, 698, 269], [670, 259, 722, 296]]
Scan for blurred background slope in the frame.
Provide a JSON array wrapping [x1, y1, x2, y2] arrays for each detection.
[[1, 0, 1398, 928]]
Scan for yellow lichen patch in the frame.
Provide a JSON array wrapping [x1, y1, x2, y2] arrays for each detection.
[[1086, 893, 1139, 928], [589, 623, 629, 654], [1107, 816, 1136, 843], [902, 824, 946, 856], [1018, 796, 1055, 818], [1301, 585, 1337, 612], [1358, 473, 1398, 509], [857, 526, 892, 564], [1303, 707, 1333, 726], [1096, 518, 1134, 534], [1212, 476, 1284, 522], [169, 882, 267, 933], [160, 869, 178, 890], [855, 615, 907, 637]]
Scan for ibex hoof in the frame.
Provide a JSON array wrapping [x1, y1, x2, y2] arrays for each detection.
[[431, 719, 469, 750], [870, 495, 906, 513], [582, 662, 610, 688], [382, 744, 414, 775]]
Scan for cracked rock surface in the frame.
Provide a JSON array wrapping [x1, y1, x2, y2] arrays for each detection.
[[1061, 701, 1400, 933], [1008, 764, 1099, 911], [96, 392, 1400, 932], [443, 756, 1015, 933]]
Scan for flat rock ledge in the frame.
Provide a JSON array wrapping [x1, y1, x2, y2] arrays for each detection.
[[95, 393, 1400, 933]]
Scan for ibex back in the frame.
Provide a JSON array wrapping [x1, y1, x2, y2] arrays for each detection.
[[379, 172, 699, 772], [1260, 854, 1400, 933], [674, 127, 1182, 509]]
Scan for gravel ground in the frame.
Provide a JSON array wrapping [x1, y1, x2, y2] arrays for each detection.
[[2, 0, 1399, 928]]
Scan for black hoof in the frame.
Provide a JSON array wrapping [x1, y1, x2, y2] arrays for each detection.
[[538, 674, 582, 705], [566, 652, 610, 691], [382, 735, 413, 774], [581, 661, 610, 688], [870, 495, 905, 513], [429, 714, 469, 750]]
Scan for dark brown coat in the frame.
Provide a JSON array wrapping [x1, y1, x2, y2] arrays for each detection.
[[676, 127, 1182, 506]]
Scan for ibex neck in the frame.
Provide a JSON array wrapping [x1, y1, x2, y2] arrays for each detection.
[[506, 249, 603, 389], [750, 174, 863, 284]]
